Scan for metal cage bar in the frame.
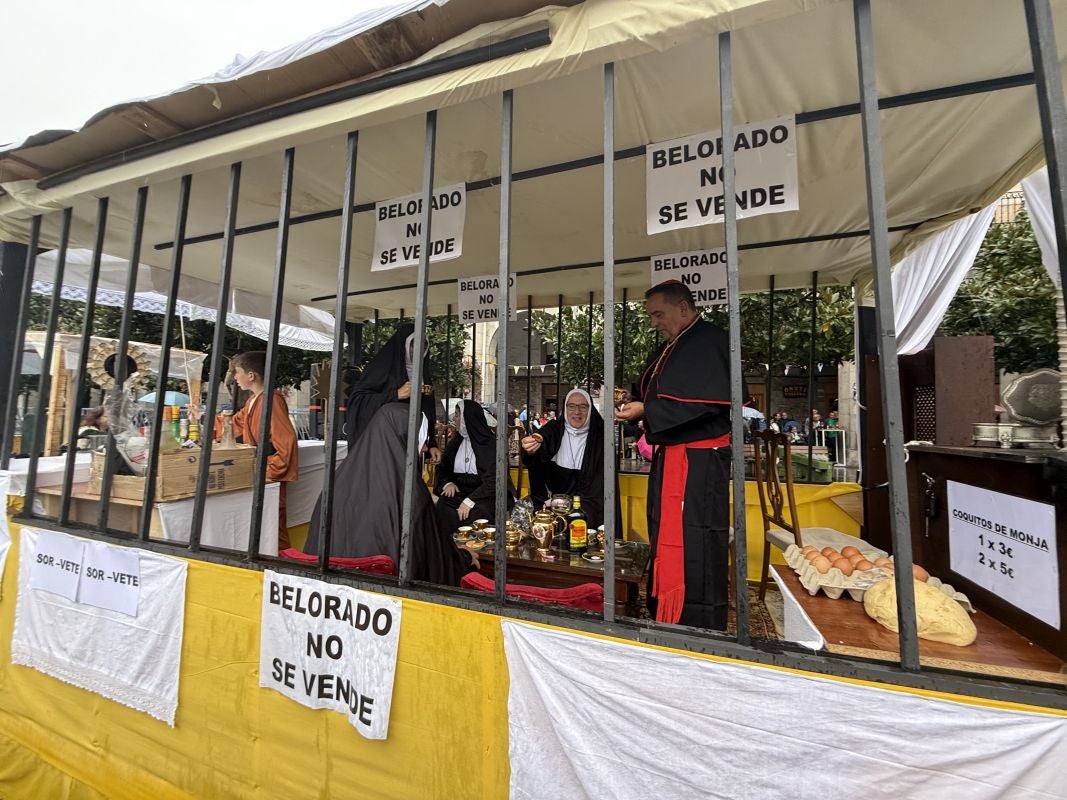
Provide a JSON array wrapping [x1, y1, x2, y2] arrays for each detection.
[[248, 148, 295, 560], [852, 0, 920, 670], [398, 109, 437, 586], [586, 291, 594, 393], [719, 31, 750, 644], [97, 186, 148, 532], [494, 89, 515, 604], [317, 130, 360, 571], [1, 216, 41, 471], [59, 198, 109, 525], [602, 62, 618, 622], [190, 163, 242, 553], [23, 208, 73, 509], [138, 174, 192, 541]]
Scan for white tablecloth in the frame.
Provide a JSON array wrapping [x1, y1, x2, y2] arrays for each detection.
[[156, 483, 280, 557], [3, 453, 92, 496], [287, 440, 348, 527]]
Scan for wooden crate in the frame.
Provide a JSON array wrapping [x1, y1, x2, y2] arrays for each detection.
[[89, 445, 256, 501]]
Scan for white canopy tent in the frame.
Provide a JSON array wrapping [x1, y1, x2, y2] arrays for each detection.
[[0, 0, 1061, 320], [30, 249, 336, 351]]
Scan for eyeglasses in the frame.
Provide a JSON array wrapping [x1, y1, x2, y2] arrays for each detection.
[[566, 403, 589, 411]]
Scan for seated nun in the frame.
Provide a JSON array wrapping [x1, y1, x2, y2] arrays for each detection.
[[434, 400, 512, 531], [520, 387, 609, 529], [304, 403, 476, 585]]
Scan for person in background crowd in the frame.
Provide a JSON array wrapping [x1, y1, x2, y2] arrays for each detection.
[[615, 281, 743, 630], [518, 404, 529, 432], [303, 404, 477, 585], [521, 387, 610, 529], [825, 409, 840, 462], [76, 407, 109, 449], [804, 407, 825, 445]]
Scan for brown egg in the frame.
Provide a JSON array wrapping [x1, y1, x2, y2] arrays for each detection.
[[855, 559, 875, 571], [873, 557, 893, 569], [804, 551, 821, 563], [801, 545, 817, 556], [848, 553, 864, 566], [812, 555, 832, 574], [821, 547, 837, 558], [832, 557, 854, 576], [841, 545, 861, 558], [912, 564, 930, 582]]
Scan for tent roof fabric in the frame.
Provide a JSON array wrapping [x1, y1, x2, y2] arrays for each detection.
[[0, 0, 1058, 319]]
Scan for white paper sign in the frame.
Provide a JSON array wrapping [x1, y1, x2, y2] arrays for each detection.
[[458, 273, 517, 323], [28, 529, 85, 601], [371, 183, 466, 271], [947, 481, 1060, 629], [259, 570, 402, 739], [646, 115, 798, 235], [650, 249, 728, 307], [77, 540, 141, 616]]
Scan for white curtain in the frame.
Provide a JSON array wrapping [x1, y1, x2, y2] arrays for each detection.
[[892, 204, 996, 355], [1021, 167, 1062, 288], [1021, 167, 1067, 438]]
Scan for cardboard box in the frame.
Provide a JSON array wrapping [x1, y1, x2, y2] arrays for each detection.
[[89, 445, 256, 501]]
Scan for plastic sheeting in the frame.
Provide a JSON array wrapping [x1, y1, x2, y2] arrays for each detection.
[[31, 249, 337, 351], [891, 204, 996, 356], [502, 619, 1067, 800]]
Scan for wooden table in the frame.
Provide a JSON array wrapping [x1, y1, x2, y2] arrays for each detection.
[[773, 565, 1067, 686], [477, 541, 650, 616]]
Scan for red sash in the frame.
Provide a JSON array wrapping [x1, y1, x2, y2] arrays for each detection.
[[653, 435, 729, 624]]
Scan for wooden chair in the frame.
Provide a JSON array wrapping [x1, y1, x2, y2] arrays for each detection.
[[752, 429, 803, 600]]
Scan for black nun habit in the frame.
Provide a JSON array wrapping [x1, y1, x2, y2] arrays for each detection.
[[303, 403, 475, 585], [344, 323, 436, 446]]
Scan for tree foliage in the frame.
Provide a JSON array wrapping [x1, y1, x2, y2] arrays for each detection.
[[530, 288, 857, 390], [938, 212, 1057, 374]]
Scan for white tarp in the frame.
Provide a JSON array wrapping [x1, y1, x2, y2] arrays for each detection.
[[502, 620, 1067, 800], [259, 569, 402, 740], [11, 527, 188, 725], [891, 203, 996, 356], [32, 249, 337, 351]]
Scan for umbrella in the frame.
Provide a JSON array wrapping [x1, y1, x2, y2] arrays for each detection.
[[138, 391, 191, 406], [741, 405, 765, 420]]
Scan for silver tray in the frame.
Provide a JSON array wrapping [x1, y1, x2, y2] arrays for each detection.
[[972, 422, 1058, 449]]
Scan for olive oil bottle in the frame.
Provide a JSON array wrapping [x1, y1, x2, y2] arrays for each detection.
[[566, 495, 588, 553]]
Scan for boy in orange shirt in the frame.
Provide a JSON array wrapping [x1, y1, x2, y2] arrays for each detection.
[[226, 351, 299, 549]]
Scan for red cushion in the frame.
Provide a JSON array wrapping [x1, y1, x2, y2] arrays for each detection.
[[460, 572, 604, 612], [278, 548, 397, 576]]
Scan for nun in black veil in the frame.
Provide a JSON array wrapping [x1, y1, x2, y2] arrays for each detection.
[[304, 403, 476, 585], [344, 323, 439, 462], [434, 400, 513, 531]]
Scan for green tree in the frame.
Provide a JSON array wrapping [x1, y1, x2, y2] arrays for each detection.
[[938, 211, 1057, 374]]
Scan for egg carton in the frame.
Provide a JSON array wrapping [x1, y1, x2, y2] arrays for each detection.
[[784, 544, 888, 600], [783, 545, 975, 611]]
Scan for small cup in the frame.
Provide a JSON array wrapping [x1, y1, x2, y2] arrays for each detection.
[[481, 526, 496, 541], [472, 518, 489, 532], [457, 526, 474, 541]]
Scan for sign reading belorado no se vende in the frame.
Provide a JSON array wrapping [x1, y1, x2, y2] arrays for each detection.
[[646, 116, 798, 235], [372, 183, 466, 271]]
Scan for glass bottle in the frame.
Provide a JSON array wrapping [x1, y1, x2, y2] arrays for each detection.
[[566, 495, 588, 553], [219, 405, 238, 449]]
